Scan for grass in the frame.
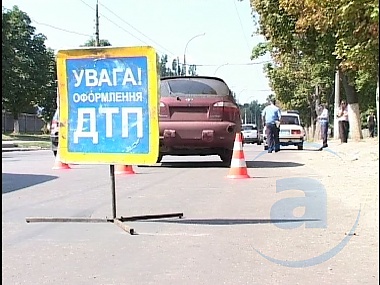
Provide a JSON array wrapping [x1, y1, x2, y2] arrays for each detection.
[[2, 132, 51, 149], [2, 133, 50, 142]]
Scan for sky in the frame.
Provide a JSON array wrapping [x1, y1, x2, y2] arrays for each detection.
[[3, 0, 273, 104]]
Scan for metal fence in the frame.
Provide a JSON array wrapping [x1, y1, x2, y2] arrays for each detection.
[[2, 111, 46, 133]]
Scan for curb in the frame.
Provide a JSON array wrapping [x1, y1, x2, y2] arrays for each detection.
[[2, 142, 16, 148], [2, 147, 49, 152]]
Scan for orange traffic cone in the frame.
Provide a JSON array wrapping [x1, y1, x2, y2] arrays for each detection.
[[52, 150, 71, 170], [227, 132, 250, 179], [115, 165, 135, 175]]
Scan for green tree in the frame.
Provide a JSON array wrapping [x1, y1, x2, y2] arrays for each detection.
[[188, 64, 197, 76], [32, 48, 57, 132], [157, 54, 194, 77], [158, 54, 177, 77], [81, 38, 111, 47], [172, 57, 182, 76], [248, 0, 378, 140], [279, 0, 378, 139], [2, 6, 56, 133]]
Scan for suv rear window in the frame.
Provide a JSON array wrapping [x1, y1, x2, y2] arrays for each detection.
[[160, 77, 231, 97]]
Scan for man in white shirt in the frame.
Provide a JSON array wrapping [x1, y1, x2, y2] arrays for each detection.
[[318, 103, 329, 149], [262, 98, 281, 153]]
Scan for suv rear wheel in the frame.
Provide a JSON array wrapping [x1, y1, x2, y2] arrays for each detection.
[[219, 149, 233, 166]]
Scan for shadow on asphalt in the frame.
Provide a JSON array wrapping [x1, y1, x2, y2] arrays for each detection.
[[279, 148, 323, 152], [139, 218, 319, 225], [246, 160, 304, 168], [141, 160, 304, 168], [2, 173, 58, 194], [139, 161, 228, 168]]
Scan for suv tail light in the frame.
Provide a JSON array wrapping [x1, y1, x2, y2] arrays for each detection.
[[209, 101, 239, 120], [159, 101, 169, 118], [291, 130, 301, 135]]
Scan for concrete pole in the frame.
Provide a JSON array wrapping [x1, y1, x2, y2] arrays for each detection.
[[183, 54, 186, 76], [334, 69, 340, 139], [95, 0, 100, 47]]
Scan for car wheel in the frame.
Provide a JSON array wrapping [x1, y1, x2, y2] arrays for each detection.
[[297, 144, 303, 150], [220, 150, 233, 166], [156, 155, 163, 163], [257, 141, 262, 145], [264, 145, 268, 150], [53, 150, 57, 157]]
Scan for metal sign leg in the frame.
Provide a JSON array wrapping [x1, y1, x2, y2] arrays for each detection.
[[26, 165, 183, 235], [110, 165, 116, 219]]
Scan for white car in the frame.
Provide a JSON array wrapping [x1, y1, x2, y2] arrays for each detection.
[[263, 111, 305, 150], [241, 124, 262, 145]]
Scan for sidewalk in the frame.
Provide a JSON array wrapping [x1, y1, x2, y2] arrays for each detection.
[[2, 140, 50, 152], [321, 137, 379, 161]]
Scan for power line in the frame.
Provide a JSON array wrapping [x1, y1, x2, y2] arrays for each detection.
[[99, 3, 176, 57], [79, 0, 175, 57], [232, 0, 251, 54], [195, 60, 272, 67], [79, 0, 143, 41], [30, 19, 93, 37]]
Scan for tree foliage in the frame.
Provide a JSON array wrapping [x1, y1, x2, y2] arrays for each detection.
[[247, 0, 378, 139], [81, 38, 111, 47], [157, 54, 197, 77], [2, 6, 57, 133]]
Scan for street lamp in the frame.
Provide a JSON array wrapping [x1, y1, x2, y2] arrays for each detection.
[[237, 89, 247, 104], [183, 33, 205, 76], [214, 63, 229, 75]]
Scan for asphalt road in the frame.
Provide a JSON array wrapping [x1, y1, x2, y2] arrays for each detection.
[[2, 144, 377, 285]]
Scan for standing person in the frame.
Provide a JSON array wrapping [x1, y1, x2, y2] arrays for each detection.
[[367, 112, 376, 138], [337, 100, 349, 143], [262, 98, 281, 153], [318, 103, 329, 149]]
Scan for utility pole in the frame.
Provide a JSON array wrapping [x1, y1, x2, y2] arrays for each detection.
[[183, 54, 186, 76], [177, 56, 181, 76], [334, 68, 340, 139], [95, 0, 100, 47]]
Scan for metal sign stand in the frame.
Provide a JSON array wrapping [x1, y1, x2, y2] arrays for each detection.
[[26, 165, 184, 235]]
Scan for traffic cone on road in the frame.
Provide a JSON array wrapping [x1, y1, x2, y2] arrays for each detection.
[[52, 150, 71, 170], [227, 132, 250, 179], [115, 165, 135, 175]]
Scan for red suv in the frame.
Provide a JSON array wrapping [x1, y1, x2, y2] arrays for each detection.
[[158, 76, 242, 164]]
